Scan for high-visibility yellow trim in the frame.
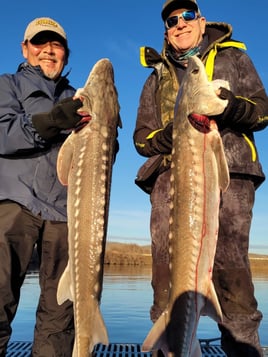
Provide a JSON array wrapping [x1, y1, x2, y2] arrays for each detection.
[[257, 116, 268, 126], [236, 96, 256, 105], [135, 142, 145, 148], [146, 129, 163, 139], [205, 41, 247, 81], [242, 133, 256, 162], [204, 42, 256, 163], [140, 47, 147, 67], [134, 129, 164, 149]]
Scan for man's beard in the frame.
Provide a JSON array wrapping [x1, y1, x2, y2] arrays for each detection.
[[43, 68, 59, 79]]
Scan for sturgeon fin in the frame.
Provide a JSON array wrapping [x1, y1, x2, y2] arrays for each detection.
[[142, 311, 168, 352], [72, 307, 109, 357], [56, 137, 74, 186], [202, 281, 223, 323], [57, 262, 73, 304], [209, 129, 230, 192], [92, 306, 109, 347], [216, 141, 230, 192]]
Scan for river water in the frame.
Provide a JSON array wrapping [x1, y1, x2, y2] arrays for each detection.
[[11, 265, 268, 347]]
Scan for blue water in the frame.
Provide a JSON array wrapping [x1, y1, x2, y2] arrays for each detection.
[[11, 265, 268, 347]]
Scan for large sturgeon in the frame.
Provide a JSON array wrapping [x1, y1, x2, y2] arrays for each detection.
[[56, 59, 121, 357], [142, 56, 230, 357]]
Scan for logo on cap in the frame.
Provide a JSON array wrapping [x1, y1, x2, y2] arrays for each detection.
[[24, 17, 67, 42]]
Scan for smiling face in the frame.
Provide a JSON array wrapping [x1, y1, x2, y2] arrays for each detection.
[[21, 31, 67, 80], [165, 8, 206, 53]]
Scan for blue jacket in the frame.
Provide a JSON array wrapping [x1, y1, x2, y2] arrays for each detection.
[[0, 62, 76, 221]]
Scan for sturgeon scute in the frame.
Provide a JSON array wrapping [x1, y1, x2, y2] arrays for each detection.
[[56, 59, 121, 357], [142, 56, 230, 357]]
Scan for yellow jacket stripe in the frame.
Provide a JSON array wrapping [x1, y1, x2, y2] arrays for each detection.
[[205, 41, 247, 81]]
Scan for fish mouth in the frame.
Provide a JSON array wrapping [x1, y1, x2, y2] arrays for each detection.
[[188, 113, 210, 133]]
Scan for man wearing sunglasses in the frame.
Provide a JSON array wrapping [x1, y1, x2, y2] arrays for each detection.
[[0, 17, 91, 356], [134, 0, 268, 356]]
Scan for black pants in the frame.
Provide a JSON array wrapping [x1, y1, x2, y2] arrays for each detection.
[[0, 201, 74, 357], [149, 171, 263, 357], [213, 178, 263, 357]]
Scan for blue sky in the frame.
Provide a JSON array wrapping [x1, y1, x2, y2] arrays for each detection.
[[1, 1, 268, 253]]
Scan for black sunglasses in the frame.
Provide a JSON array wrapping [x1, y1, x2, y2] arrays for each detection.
[[165, 10, 199, 29]]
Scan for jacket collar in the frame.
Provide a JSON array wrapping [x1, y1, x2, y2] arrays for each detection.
[[140, 22, 234, 68], [17, 62, 70, 84]]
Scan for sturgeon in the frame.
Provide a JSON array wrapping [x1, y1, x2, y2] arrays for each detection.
[[142, 56, 230, 357], [56, 59, 121, 357]]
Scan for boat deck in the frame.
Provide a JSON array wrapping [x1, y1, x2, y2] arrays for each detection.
[[6, 340, 268, 357]]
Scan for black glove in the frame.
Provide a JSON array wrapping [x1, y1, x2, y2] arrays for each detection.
[[151, 122, 173, 154], [32, 97, 83, 140], [214, 87, 246, 127]]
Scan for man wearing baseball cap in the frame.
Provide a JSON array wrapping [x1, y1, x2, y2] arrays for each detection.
[[24, 17, 67, 42], [134, 0, 267, 356], [0, 17, 90, 356], [161, 0, 198, 21]]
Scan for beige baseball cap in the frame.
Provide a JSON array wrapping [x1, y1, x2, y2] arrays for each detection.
[[23, 17, 67, 42]]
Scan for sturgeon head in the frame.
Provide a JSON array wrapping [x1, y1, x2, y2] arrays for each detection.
[[142, 56, 230, 357], [56, 59, 121, 357]]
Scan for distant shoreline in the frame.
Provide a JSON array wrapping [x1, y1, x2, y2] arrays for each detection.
[[28, 242, 268, 273]]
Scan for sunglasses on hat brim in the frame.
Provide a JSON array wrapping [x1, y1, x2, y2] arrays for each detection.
[[165, 10, 200, 29]]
